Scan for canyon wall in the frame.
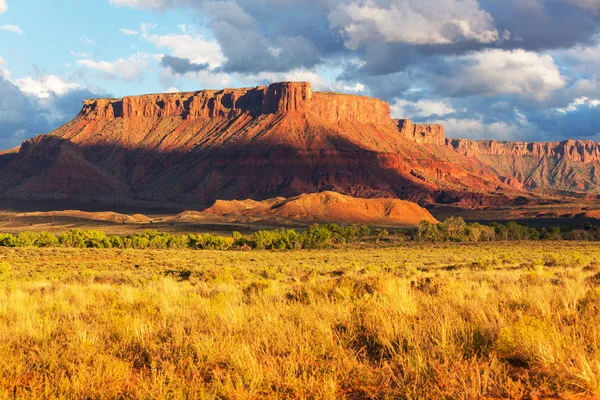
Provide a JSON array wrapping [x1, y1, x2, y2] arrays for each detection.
[[79, 82, 391, 126], [8, 80, 600, 211], [447, 138, 600, 164], [397, 119, 445, 145]]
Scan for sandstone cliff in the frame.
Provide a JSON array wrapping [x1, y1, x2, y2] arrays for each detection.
[[447, 139, 600, 163], [397, 119, 445, 145], [1, 81, 598, 212], [446, 138, 600, 193], [79, 82, 391, 125]]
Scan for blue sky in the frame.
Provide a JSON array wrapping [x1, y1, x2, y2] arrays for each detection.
[[0, 0, 599, 149]]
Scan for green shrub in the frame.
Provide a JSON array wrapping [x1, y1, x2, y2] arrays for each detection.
[[34, 232, 59, 248], [301, 224, 333, 249], [59, 229, 87, 248], [0, 233, 16, 247], [189, 233, 233, 250]]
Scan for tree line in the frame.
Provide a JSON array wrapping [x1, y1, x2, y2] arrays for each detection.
[[0, 218, 599, 250]]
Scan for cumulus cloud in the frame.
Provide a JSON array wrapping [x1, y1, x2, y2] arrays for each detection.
[[422, 49, 566, 101], [141, 25, 226, 70], [76, 53, 157, 81], [328, 0, 499, 48], [0, 0, 7, 14], [391, 98, 456, 118], [0, 62, 103, 149], [557, 38, 600, 76], [556, 97, 600, 113], [211, 22, 322, 73], [0, 25, 23, 35], [15, 75, 81, 98]]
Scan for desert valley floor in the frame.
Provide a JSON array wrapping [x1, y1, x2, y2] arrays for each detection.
[[2, 242, 600, 398]]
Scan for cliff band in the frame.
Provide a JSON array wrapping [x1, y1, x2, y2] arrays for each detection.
[[0, 81, 598, 209]]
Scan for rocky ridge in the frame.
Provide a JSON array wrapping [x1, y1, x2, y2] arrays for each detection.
[[202, 191, 439, 226]]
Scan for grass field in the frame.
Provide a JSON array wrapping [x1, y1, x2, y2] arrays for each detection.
[[2, 242, 600, 399]]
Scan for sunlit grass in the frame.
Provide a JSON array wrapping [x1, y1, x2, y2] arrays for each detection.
[[1, 242, 599, 398]]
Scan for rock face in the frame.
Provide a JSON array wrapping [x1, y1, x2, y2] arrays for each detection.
[[0, 81, 599, 213], [447, 139, 600, 192], [79, 82, 391, 125], [448, 139, 600, 163], [397, 119, 445, 145]]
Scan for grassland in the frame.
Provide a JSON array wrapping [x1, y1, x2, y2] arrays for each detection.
[[1, 242, 600, 399]]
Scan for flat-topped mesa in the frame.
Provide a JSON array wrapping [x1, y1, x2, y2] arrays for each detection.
[[397, 119, 445, 145], [79, 82, 392, 125], [448, 138, 600, 163]]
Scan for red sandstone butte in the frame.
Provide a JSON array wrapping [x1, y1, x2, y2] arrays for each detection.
[[0, 81, 599, 211]]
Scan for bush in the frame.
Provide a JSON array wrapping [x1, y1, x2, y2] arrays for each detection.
[[0, 233, 16, 247], [34, 232, 59, 248], [109, 236, 125, 249], [189, 233, 233, 250], [302, 224, 333, 249], [59, 229, 111, 248], [59, 229, 87, 248], [15, 231, 41, 247]]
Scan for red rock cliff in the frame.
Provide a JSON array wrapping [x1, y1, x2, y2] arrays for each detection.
[[397, 119, 445, 145], [79, 82, 391, 125], [447, 138, 600, 163], [11, 80, 600, 210]]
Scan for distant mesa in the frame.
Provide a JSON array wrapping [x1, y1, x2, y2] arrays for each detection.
[[0, 81, 599, 220]]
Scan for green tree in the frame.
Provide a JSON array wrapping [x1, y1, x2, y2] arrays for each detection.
[[34, 232, 59, 247]]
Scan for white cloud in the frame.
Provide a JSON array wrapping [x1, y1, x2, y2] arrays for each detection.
[[77, 53, 157, 81], [165, 87, 180, 93], [435, 117, 531, 141], [434, 49, 565, 100], [15, 75, 81, 99], [0, 0, 7, 14], [1, 25, 23, 35], [391, 98, 456, 118], [0, 56, 10, 80], [556, 97, 600, 113], [161, 66, 233, 89], [328, 0, 499, 48], [80, 35, 96, 45], [560, 38, 600, 76], [237, 67, 365, 94], [120, 28, 139, 35], [141, 25, 226, 70], [70, 51, 90, 58]]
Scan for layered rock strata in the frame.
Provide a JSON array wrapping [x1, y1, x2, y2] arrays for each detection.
[[0, 81, 599, 212]]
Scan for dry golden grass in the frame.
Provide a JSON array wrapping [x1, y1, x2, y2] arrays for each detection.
[[1, 242, 600, 399]]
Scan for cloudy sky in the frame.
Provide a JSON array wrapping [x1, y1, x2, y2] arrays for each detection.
[[0, 0, 599, 149]]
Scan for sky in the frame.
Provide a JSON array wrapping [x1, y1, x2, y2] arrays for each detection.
[[0, 0, 599, 149]]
